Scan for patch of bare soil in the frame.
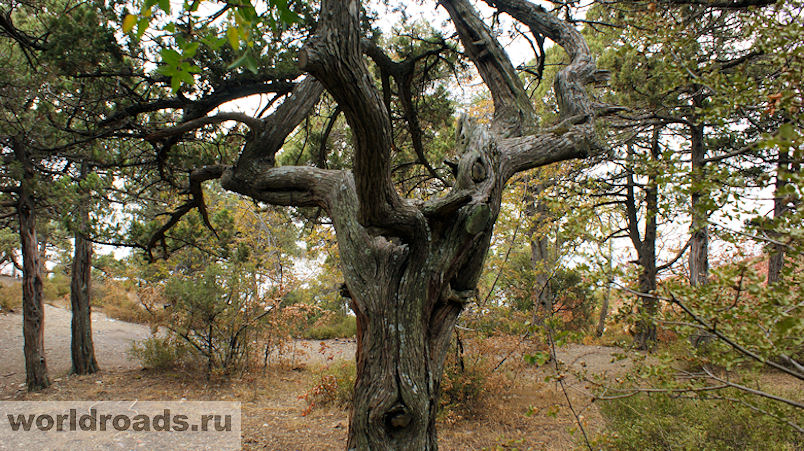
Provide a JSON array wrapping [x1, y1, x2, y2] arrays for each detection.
[[1, 310, 636, 449], [0, 304, 151, 394]]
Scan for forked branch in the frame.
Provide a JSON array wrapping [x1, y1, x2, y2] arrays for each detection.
[[299, 0, 422, 235]]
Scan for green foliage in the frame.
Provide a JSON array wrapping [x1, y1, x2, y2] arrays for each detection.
[[43, 271, 70, 301], [122, 0, 306, 91], [0, 282, 22, 312], [300, 314, 356, 340], [129, 336, 191, 370], [157, 262, 272, 374], [302, 361, 356, 414], [594, 393, 802, 450]]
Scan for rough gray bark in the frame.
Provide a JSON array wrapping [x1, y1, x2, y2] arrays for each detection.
[[15, 145, 50, 391], [688, 94, 709, 287], [625, 130, 661, 351], [202, 0, 605, 446], [767, 148, 790, 284], [524, 181, 554, 314], [70, 166, 99, 375]]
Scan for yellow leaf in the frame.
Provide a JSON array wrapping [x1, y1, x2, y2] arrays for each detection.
[[122, 14, 137, 33], [227, 27, 239, 51]]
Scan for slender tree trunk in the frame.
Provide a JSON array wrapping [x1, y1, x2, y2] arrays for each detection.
[[688, 95, 709, 287], [596, 236, 613, 337], [525, 180, 553, 315], [16, 148, 50, 391], [631, 129, 661, 350], [634, 242, 658, 350], [767, 149, 790, 284], [70, 169, 98, 375]]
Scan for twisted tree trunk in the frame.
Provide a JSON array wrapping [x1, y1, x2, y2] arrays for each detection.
[[15, 146, 50, 391], [215, 0, 605, 446], [70, 168, 98, 375]]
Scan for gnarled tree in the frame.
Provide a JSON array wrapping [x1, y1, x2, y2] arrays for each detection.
[[116, 0, 610, 447]]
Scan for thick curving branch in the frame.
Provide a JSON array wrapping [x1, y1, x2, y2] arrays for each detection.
[[483, 0, 607, 120], [144, 112, 263, 141], [439, 0, 536, 137], [233, 77, 324, 176], [299, 0, 420, 234], [499, 114, 598, 178], [221, 165, 342, 210], [362, 39, 452, 185], [479, 0, 610, 178], [222, 77, 341, 211]]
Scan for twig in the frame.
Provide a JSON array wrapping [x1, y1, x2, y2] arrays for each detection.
[[544, 322, 593, 450], [614, 283, 804, 382], [701, 366, 804, 410]]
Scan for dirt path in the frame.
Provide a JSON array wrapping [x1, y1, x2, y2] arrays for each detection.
[[0, 304, 151, 393], [1, 308, 634, 448]]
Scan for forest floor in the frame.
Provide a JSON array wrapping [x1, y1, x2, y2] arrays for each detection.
[[0, 305, 635, 450]]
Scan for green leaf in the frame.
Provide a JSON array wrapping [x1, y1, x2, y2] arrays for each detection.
[[182, 42, 200, 59], [226, 27, 240, 51], [227, 53, 259, 74], [779, 123, 794, 141], [136, 17, 149, 39], [155, 65, 176, 76], [122, 14, 137, 33], [227, 53, 248, 70], [160, 48, 182, 66], [158, 0, 170, 14], [776, 316, 799, 334], [171, 76, 181, 93], [178, 70, 195, 85], [243, 54, 258, 74], [524, 351, 550, 366]]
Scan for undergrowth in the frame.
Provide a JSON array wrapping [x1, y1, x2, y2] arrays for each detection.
[[593, 391, 803, 450]]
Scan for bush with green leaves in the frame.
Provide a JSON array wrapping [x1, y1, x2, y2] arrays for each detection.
[[300, 313, 356, 340], [156, 263, 276, 375], [593, 391, 802, 450], [129, 336, 191, 370]]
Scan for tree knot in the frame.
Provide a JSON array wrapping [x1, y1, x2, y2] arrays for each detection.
[[384, 406, 412, 430]]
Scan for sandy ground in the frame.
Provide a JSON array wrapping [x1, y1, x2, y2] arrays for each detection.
[[0, 304, 151, 393], [0, 303, 634, 449]]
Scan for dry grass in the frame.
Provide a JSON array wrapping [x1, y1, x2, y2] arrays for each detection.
[[2, 342, 604, 450], [92, 281, 150, 324], [0, 281, 22, 312]]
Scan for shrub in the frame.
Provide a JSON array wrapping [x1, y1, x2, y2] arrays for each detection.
[[129, 336, 191, 370], [300, 313, 356, 339], [93, 280, 148, 323], [440, 351, 495, 417], [594, 392, 802, 450], [146, 264, 282, 375], [0, 282, 22, 312], [43, 272, 70, 301], [301, 361, 356, 415]]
